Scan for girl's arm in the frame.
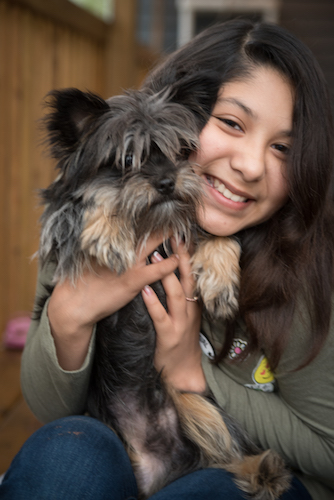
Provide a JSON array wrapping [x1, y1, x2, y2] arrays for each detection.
[[21, 237, 179, 423], [21, 261, 92, 423]]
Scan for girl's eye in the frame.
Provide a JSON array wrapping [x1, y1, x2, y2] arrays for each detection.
[[272, 144, 290, 156], [215, 117, 243, 132]]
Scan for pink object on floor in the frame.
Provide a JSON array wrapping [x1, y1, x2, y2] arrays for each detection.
[[3, 315, 31, 350]]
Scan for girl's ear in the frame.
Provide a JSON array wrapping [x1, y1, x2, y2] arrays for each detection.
[[44, 88, 110, 158]]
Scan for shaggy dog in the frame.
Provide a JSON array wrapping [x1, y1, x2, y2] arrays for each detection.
[[37, 86, 291, 499]]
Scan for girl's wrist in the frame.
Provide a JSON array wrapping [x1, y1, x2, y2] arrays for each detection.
[[47, 288, 95, 371], [163, 348, 207, 394], [48, 280, 96, 337], [168, 367, 207, 394]]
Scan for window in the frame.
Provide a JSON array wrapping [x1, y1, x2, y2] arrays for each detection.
[[176, 0, 280, 47], [137, 0, 178, 53]]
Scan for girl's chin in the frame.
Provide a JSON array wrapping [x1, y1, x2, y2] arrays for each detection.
[[196, 210, 240, 237]]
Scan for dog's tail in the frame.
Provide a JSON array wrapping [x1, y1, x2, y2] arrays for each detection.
[[171, 390, 291, 500], [171, 390, 239, 466]]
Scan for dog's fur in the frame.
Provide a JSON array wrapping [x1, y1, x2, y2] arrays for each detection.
[[38, 87, 291, 499]]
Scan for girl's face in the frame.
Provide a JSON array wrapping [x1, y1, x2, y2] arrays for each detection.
[[190, 66, 294, 236]]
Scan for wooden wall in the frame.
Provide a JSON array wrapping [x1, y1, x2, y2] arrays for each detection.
[[0, 0, 158, 339]]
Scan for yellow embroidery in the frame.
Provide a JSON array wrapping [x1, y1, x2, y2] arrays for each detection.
[[253, 355, 275, 384]]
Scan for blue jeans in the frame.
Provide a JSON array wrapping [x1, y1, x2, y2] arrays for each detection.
[[0, 416, 312, 500]]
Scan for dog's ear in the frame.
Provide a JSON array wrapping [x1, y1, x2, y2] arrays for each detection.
[[144, 70, 221, 130], [170, 71, 222, 129], [44, 88, 110, 158]]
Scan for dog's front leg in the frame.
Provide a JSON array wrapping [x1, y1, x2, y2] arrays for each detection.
[[81, 205, 136, 274], [191, 236, 241, 319]]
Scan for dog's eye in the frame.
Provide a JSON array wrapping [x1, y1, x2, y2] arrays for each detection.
[[124, 154, 133, 167]]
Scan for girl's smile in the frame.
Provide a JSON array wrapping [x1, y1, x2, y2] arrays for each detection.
[[190, 66, 294, 236], [204, 174, 253, 208]]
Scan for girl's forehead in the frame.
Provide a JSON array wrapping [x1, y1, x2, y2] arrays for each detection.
[[219, 65, 294, 93], [219, 67, 293, 105], [215, 67, 294, 135]]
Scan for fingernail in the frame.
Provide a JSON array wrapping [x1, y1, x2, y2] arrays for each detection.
[[152, 251, 163, 262], [143, 285, 153, 295]]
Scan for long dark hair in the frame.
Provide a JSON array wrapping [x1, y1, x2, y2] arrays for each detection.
[[144, 20, 334, 369]]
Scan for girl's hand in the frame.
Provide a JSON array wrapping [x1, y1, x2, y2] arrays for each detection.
[[142, 240, 206, 393], [48, 234, 179, 371]]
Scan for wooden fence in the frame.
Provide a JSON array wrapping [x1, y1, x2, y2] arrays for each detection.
[[0, 0, 159, 338]]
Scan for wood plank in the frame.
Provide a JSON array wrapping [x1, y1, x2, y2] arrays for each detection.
[[0, 350, 22, 419], [105, 0, 138, 97], [7, 5, 23, 322], [0, 1, 11, 336]]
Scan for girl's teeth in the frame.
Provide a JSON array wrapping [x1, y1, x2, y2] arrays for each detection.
[[209, 176, 247, 202], [217, 183, 247, 202]]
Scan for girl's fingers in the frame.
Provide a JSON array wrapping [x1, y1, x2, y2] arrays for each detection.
[[170, 238, 197, 300], [138, 236, 198, 323], [137, 233, 171, 263], [151, 251, 187, 320], [138, 253, 179, 288], [150, 250, 200, 329], [141, 285, 171, 334]]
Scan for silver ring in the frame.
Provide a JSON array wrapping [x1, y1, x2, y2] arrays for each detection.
[[185, 296, 199, 302]]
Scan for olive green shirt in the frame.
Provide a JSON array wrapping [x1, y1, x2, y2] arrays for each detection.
[[21, 262, 334, 499]]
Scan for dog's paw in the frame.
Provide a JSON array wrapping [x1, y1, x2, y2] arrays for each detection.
[[230, 450, 292, 500], [191, 236, 241, 319]]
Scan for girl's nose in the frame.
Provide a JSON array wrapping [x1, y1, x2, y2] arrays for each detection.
[[230, 143, 265, 182]]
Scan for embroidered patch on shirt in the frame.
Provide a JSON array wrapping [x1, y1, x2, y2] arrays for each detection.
[[245, 354, 275, 392], [228, 338, 248, 359], [199, 332, 215, 360]]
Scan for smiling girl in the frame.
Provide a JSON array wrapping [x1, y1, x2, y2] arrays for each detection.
[[1, 19, 333, 500], [192, 67, 292, 236]]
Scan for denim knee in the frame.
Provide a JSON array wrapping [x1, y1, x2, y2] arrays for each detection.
[[0, 415, 138, 500]]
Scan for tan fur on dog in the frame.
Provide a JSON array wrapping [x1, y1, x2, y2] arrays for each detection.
[[192, 236, 241, 318]]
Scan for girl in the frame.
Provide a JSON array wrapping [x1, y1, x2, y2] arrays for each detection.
[[1, 19, 333, 500]]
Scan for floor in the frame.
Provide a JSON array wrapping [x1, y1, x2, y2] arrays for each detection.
[[0, 347, 42, 475]]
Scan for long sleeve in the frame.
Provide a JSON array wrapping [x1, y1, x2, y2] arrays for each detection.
[[201, 304, 334, 499], [20, 262, 95, 424]]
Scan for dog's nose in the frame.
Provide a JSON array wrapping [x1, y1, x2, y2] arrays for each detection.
[[156, 178, 175, 195]]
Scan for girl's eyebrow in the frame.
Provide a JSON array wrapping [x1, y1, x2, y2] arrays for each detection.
[[217, 97, 293, 138], [217, 97, 256, 118]]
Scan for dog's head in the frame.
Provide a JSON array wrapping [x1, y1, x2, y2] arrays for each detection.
[[40, 88, 204, 279]]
